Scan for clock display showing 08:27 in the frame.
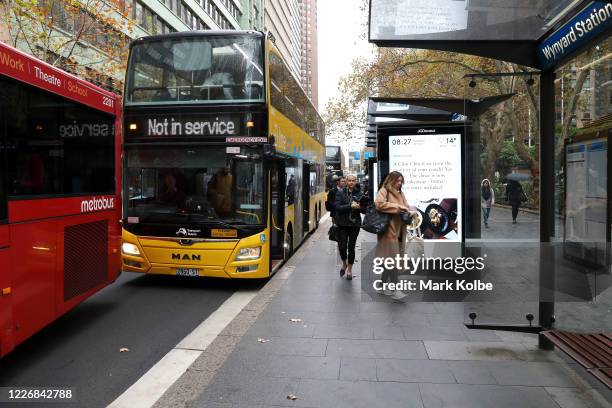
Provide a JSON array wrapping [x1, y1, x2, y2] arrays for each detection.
[[391, 138, 411, 146]]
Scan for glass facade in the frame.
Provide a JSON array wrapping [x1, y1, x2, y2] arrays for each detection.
[[552, 36, 611, 332], [130, 0, 241, 36]]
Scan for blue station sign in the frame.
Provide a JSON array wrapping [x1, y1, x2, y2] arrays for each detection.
[[538, 1, 612, 70]]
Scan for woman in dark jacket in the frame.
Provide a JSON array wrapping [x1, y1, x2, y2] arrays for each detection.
[[334, 174, 365, 280]]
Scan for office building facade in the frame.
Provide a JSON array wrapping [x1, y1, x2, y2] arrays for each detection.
[[298, 0, 318, 109], [264, 0, 302, 83]]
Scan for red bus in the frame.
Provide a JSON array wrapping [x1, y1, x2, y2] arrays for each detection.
[[0, 42, 122, 357]]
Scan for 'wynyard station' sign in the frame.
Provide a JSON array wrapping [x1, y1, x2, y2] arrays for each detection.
[[538, 2, 612, 70]]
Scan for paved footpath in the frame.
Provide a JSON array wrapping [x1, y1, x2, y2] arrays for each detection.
[[154, 215, 611, 408]]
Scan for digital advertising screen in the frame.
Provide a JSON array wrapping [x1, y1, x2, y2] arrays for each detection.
[[388, 133, 462, 242]]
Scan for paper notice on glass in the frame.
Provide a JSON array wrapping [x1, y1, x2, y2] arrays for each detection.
[[395, 0, 468, 36]]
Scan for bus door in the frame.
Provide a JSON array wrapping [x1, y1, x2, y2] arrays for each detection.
[[302, 161, 311, 235], [269, 158, 285, 261], [293, 159, 304, 246], [231, 155, 263, 224], [284, 158, 299, 253]]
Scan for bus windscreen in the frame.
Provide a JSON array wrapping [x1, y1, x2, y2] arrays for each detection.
[[125, 35, 265, 105], [125, 145, 265, 226]]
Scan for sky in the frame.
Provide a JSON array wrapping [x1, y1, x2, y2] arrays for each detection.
[[317, 0, 373, 116]]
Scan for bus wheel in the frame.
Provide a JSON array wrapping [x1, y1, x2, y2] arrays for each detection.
[[284, 227, 293, 258], [314, 208, 319, 230]]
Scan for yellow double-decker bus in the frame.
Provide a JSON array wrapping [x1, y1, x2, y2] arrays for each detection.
[[121, 30, 325, 278]]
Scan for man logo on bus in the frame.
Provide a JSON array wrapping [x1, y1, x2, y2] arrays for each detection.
[[172, 253, 201, 261]]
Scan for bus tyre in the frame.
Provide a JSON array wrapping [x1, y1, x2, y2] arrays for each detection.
[[314, 208, 319, 230], [284, 227, 293, 258]]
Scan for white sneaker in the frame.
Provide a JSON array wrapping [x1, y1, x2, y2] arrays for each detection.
[[383, 289, 394, 296], [390, 290, 407, 300]]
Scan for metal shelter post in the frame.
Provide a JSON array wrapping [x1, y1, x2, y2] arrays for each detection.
[[538, 69, 556, 349]]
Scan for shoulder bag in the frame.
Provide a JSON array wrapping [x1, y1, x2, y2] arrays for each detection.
[[361, 203, 390, 235], [328, 224, 339, 242]]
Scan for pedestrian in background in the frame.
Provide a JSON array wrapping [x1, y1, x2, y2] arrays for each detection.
[[334, 174, 364, 280], [374, 171, 414, 300], [506, 180, 525, 224], [481, 178, 495, 228], [326, 175, 345, 224]]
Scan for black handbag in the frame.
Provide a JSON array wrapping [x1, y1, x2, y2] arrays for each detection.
[[399, 211, 412, 224], [361, 203, 390, 235], [328, 224, 339, 241]]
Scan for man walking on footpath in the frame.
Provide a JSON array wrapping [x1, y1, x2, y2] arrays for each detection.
[[326, 175, 345, 224]]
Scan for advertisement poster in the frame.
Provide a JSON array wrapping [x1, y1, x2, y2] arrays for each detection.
[[388, 133, 462, 242]]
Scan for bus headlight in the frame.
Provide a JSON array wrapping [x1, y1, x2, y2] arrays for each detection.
[[122, 242, 141, 256], [236, 247, 261, 261]]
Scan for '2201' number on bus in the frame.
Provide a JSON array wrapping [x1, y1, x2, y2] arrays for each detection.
[[102, 96, 114, 108]]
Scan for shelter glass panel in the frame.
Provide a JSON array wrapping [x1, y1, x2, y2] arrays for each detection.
[[553, 36, 611, 332], [370, 0, 578, 41], [463, 72, 543, 324]]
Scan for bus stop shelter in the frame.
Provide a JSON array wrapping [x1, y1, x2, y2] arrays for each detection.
[[367, 95, 513, 237], [367, 0, 612, 363]]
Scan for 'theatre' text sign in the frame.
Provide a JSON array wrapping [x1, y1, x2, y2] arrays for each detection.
[[0, 42, 117, 115]]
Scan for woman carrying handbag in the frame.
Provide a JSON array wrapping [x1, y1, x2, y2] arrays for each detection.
[[374, 171, 416, 300]]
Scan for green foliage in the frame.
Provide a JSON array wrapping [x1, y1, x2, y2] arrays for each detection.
[[1, 0, 135, 93], [495, 140, 521, 177]]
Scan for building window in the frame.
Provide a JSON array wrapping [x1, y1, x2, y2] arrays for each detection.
[[135, 2, 144, 26]]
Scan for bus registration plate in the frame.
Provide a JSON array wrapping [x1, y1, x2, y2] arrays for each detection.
[[176, 268, 200, 277]]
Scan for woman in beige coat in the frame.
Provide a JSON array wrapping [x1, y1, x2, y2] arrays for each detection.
[[374, 171, 414, 300]]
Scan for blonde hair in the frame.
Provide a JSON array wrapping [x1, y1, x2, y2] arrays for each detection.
[[345, 174, 357, 182]]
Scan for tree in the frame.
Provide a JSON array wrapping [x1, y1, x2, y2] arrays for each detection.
[[324, 47, 543, 207], [1, 0, 135, 92]]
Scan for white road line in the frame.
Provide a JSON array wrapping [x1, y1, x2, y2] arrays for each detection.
[[107, 289, 258, 408]]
